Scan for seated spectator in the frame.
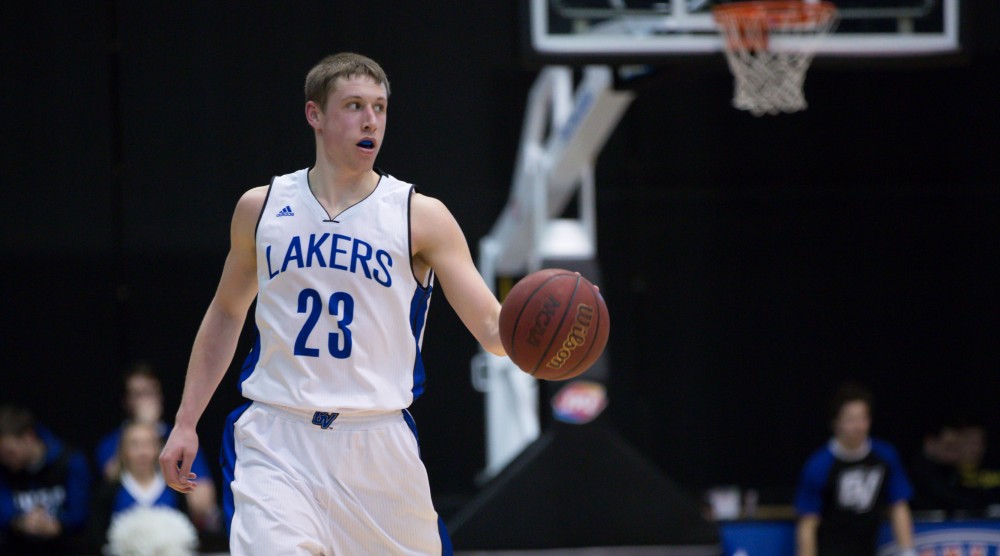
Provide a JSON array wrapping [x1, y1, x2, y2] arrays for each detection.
[[953, 415, 1000, 513], [909, 419, 968, 513], [911, 413, 1000, 516], [0, 404, 90, 555], [95, 362, 219, 531], [90, 421, 194, 551]]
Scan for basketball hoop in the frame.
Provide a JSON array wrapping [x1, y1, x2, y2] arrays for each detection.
[[712, 1, 838, 116]]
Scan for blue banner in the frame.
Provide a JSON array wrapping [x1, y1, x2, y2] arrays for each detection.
[[721, 519, 1000, 556]]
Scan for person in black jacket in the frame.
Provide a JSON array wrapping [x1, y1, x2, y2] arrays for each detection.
[[910, 414, 1000, 516], [0, 404, 90, 555]]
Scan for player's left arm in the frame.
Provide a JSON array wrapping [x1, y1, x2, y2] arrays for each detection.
[[795, 514, 819, 556], [882, 441, 916, 554], [411, 193, 505, 356], [889, 501, 915, 553]]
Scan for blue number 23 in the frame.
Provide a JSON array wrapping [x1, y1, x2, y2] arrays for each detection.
[[294, 288, 354, 359]]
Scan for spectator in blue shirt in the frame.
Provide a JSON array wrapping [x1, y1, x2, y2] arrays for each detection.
[[0, 404, 90, 555], [95, 362, 219, 531], [90, 421, 193, 551], [794, 383, 916, 556]]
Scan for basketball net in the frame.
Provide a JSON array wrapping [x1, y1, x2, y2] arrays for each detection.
[[712, 1, 839, 116]]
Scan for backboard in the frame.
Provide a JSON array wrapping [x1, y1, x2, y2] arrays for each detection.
[[525, 0, 961, 61]]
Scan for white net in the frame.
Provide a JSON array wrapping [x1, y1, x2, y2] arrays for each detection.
[[713, 2, 839, 116]]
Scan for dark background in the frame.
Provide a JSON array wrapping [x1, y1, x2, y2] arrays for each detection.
[[3, 0, 998, 525]]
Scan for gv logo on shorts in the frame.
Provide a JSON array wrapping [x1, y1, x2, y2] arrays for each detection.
[[312, 411, 339, 429]]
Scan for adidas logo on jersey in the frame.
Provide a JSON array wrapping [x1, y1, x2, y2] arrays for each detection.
[[276, 205, 295, 217]]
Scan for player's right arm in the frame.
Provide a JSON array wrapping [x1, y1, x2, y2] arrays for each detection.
[[159, 186, 266, 493], [793, 454, 826, 556]]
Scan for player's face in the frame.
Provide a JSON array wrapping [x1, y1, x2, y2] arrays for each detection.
[[312, 75, 388, 173], [833, 400, 871, 449], [0, 433, 34, 471]]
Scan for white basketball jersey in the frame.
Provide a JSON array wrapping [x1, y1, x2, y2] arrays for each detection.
[[240, 168, 434, 412]]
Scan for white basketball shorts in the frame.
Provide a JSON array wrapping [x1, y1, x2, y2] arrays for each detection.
[[229, 402, 448, 555]]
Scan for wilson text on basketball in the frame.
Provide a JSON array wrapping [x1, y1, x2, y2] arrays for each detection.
[[526, 294, 561, 347], [547, 303, 595, 369]]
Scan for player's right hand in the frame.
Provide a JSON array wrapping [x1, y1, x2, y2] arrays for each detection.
[[159, 425, 200, 494]]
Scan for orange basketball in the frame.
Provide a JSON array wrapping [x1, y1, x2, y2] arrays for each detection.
[[499, 269, 610, 381]]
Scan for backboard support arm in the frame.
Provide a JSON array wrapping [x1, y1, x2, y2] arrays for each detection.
[[472, 66, 634, 481]]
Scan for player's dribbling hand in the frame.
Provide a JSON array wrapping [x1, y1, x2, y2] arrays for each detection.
[[573, 271, 600, 292], [159, 425, 200, 493]]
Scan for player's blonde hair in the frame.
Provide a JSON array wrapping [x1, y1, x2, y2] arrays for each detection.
[[305, 52, 390, 110]]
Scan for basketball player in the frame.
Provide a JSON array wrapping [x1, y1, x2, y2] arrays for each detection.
[[158, 53, 505, 555], [794, 383, 916, 556]]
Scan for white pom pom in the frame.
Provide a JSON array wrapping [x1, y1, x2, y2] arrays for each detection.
[[107, 506, 199, 556]]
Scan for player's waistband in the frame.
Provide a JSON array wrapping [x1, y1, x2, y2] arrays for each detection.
[[251, 401, 406, 431]]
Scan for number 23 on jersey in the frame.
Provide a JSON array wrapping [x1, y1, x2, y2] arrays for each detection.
[[294, 288, 354, 358]]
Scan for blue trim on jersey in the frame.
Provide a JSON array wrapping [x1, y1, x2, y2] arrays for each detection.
[[794, 438, 915, 516], [402, 408, 420, 445], [409, 284, 433, 400], [795, 446, 837, 515], [400, 409, 453, 556], [238, 328, 262, 394], [254, 177, 276, 236], [412, 347, 427, 400], [405, 185, 419, 285], [870, 438, 914, 504], [439, 518, 454, 556], [220, 400, 253, 537], [226, 336, 259, 535]]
